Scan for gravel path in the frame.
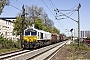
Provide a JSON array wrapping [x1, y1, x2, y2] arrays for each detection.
[[51, 45, 69, 60]]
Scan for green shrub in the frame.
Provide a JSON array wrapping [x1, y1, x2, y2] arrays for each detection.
[[14, 39, 21, 49], [0, 35, 21, 49], [86, 38, 90, 40]]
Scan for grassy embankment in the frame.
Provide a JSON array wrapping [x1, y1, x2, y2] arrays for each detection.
[[52, 40, 90, 60], [66, 41, 90, 60]]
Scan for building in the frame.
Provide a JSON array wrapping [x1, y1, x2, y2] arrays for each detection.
[[0, 19, 19, 41], [80, 30, 90, 38]]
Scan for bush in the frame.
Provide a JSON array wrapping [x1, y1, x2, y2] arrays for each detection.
[[0, 35, 21, 49], [86, 38, 90, 40], [14, 39, 21, 49]]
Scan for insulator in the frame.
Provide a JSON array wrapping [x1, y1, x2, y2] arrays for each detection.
[[54, 9, 56, 11], [56, 8, 58, 10]]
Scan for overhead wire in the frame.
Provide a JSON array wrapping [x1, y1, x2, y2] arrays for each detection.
[[41, 0, 55, 16], [56, 9, 78, 22], [0, 1, 22, 17], [10, 4, 21, 11], [9, 0, 26, 11], [41, 0, 64, 30], [68, 11, 76, 17], [70, 4, 78, 10], [47, 0, 66, 31], [49, 0, 56, 9], [0, 0, 22, 14], [43, 0, 64, 29], [65, 4, 78, 15], [56, 11, 77, 23], [49, 0, 54, 11], [48, 0, 79, 33]]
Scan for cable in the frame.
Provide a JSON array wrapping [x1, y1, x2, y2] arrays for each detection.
[[65, 10, 75, 15], [68, 11, 76, 17], [61, 10, 76, 17], [57, 9, 78, 22], [49, 0, 75, 30], [10, 4, 21, 11], [41, 0, 55, 16], [48, 0, 66, 31], [49, 0, 56, 9], [49, 0, 54, 11], [70, 4, 78, 10], [42, 0, 65, 32]]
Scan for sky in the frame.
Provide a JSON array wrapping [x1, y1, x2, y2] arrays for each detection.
[[0, 0, 90, 36]]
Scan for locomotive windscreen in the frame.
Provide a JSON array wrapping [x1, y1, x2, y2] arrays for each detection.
[[31, 31, 37, 36], [25, 31, 30, 35]]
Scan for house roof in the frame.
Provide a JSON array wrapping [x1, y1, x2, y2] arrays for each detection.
[[0, 17, 16, 23]]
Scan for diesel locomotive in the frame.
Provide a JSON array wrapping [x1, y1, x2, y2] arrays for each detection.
[[23, 25, 67, 49]]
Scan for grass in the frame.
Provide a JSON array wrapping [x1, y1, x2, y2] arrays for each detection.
[[50, 40, 90, 60], [67, 41, 90, 60], [0, 48, 20, 54]]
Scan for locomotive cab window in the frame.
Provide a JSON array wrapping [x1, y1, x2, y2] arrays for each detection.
[[31, 30, 37, 36], [40, 33, 43, 39], [25, 31, 30, 35]]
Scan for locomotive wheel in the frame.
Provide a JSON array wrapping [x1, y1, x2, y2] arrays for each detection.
[[39, 41, 44, 47], [34, 42, 39, 48], [29, 44, 34, 49]]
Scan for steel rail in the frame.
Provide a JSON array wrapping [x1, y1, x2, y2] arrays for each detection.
[[30, 41, 67, 60], [0, 41, 69, 60]]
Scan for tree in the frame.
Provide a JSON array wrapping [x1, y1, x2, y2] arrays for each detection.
[[13, 16, 22, 35], [13, 5, 44, 36], [25, 5, 43, 24], [13, 5, 60, 37], [52, 27, 60, 34], [46, 19, 54, 28], [0, 0, 10, 14], [13, 16, 29, 36], [35, 18, 43, 30], [41, 13, 54, 29]]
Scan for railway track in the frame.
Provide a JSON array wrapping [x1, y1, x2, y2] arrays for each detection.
[[0, 40, 69, 60], [29, 41, 67, 60], [0, 49, 30, 60], [0, 49, 23, 56]]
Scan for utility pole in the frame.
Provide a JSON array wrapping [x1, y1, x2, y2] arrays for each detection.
[[21, 5, 25, 48], [44, 14, 47, 26], [54, 3, 81, 46], [78, 3, 81, 46]]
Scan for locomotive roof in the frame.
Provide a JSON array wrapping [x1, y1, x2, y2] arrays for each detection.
[[24, 27, 51, 34]]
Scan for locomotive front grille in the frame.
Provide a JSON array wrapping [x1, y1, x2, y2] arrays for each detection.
[[24, 36, 38, 42]]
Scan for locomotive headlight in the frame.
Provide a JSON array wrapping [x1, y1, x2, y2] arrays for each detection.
[[34, 38, 36, 41], [34, 38, 37, 40]]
